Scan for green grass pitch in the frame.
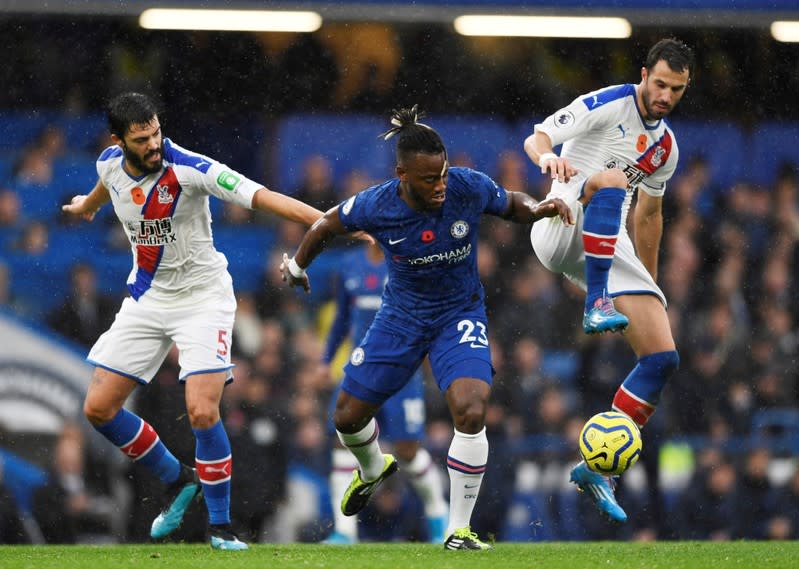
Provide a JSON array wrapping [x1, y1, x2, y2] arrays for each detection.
[[3, 542, 799, 569]]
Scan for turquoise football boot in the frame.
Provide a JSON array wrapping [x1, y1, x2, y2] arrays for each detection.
[[582, 295, 629, 334], [569, 461, 627, 523]]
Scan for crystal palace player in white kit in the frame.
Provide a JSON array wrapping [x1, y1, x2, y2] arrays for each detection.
[[524, 39, 694, 523], [62, 92, 325, 550]]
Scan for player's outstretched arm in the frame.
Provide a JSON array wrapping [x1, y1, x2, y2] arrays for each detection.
[[503, 191, 574, 226], [61, 179, 111, 222], [523, 131, 578, 183], [251, 187, 325, 227], [280, 206, 349, 293]]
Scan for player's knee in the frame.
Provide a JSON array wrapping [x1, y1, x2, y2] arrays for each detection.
[[642, 350, 680, 378], [661, 349, 680, 376], [333, 392, 375, 433], [83, 398, 114, 426], [593, 168, 628, 191], [446, 378, 490, 433], [333, 397, 370, 433], [333, 410, 371, 434], [186, 402, 220, 430], [450, 401, 487, 434]]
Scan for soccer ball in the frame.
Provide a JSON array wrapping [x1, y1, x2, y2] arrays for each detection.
[[578, 411, 642, 476]]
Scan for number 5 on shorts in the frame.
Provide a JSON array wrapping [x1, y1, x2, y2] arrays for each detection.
[[217, 330, 228, 356]]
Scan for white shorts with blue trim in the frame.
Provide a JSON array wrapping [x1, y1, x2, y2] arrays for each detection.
[[88, 272, 236, 384], [530, 200, 666, 305]]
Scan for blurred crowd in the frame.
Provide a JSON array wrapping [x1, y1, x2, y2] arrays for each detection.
[[1, 18, 799, 545], [3, 17, 799, 122], [2, 118, 799, 544]]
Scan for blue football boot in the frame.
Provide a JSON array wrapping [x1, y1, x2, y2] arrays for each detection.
[[569, 461, 627, 523], [582, 295, 629, 334], [150, 465, 202, 539], [427, 515, 447, 543], [209, 524, 249, 550], [322, 531, 356, 545]]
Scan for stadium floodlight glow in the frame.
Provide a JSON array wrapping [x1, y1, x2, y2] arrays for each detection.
[[771, 21, 799, 43], [453, 15, 631, 38], [139, 9, 322, 32]]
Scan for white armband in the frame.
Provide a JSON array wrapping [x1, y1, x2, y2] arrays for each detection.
[[287, 257, 306, 278], [538, 152, 558, 168]]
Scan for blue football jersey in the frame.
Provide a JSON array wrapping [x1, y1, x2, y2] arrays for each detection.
[[324, 246, 427, 440], [324, 247, 386, 363], [338, 167, 509, 322]]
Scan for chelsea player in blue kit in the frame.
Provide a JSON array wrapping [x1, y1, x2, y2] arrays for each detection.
[[281, 106, 572, 550], [322, 241, 448, 544]]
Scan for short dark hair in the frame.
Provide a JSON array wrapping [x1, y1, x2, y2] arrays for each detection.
[[380, 105, 446, 165], [645, 38, 694, 76], [107, 92, 159, 138]]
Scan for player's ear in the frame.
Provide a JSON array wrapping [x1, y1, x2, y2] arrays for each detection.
[[396, 165, 406, 181], [110, 134, 124, 148]]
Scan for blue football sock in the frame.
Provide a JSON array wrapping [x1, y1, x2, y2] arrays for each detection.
[[613, 350, 680, 426], [194, 420, 232, 526], [582, 187, 626, 310], [94, 408, 180, 484]]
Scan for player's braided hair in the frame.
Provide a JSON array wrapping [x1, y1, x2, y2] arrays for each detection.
[[380, 105, 446, 164]]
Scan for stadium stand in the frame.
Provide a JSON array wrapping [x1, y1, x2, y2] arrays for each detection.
[[3, 108, 799, 543]]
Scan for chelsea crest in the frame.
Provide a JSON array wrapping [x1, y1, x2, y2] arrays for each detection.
[[450, 220, 469, 239]]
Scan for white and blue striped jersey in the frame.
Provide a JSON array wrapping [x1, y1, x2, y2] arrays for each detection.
[[96, 138, 261, 301], [535, 83, 680, 222]]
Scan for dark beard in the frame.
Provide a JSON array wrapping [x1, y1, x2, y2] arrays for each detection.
[[124, 143, 164, 175], [642, 92, 668, 120]]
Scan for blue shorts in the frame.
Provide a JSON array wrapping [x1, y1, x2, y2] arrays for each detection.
[[340, 304, 495, 406], [328, 368, 426, 441]]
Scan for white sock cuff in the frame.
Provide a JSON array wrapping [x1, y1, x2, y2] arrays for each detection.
[[337, 418, 378, 448], [453, 426, 487, 440], [448, 427, 488, 472]]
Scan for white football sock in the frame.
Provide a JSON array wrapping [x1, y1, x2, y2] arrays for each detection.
[[330, 448, 359, 540], [337, 418, 385, 481], [446, 427, 488, 535], [402, 447, 448, 518]]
